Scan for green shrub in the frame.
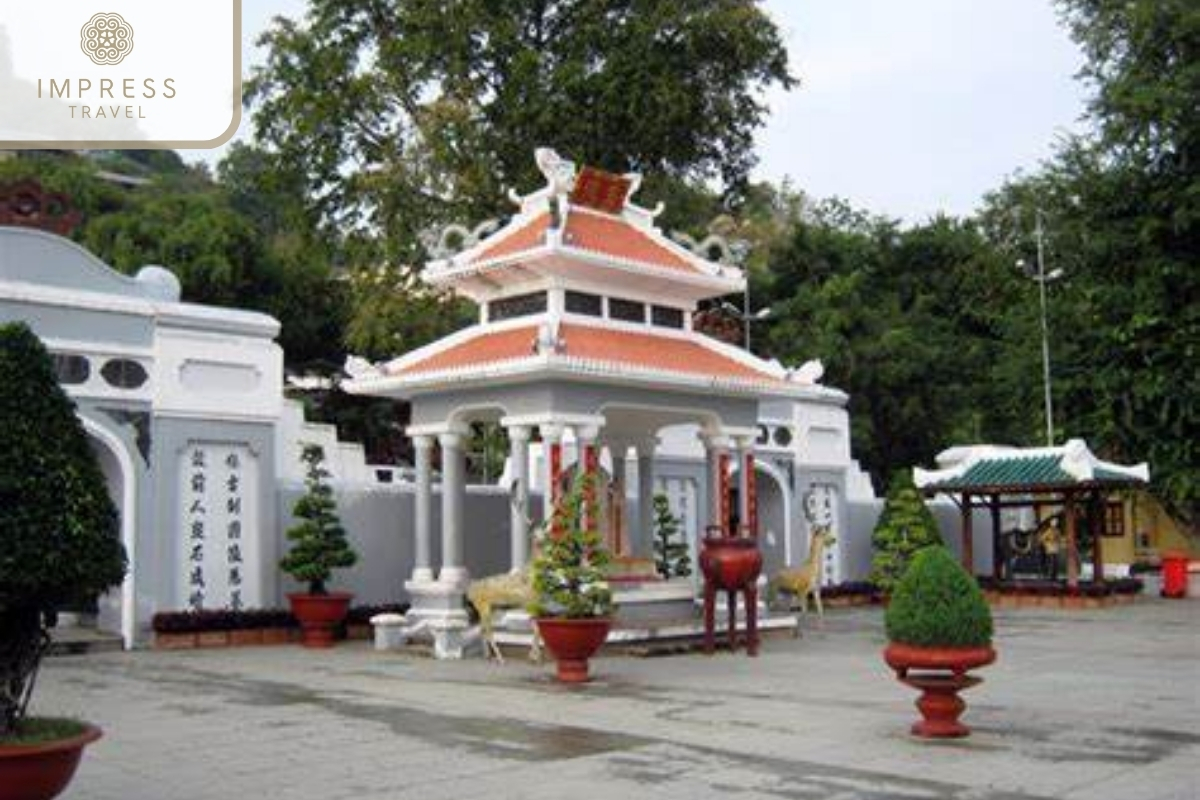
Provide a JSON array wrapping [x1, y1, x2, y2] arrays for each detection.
[[869, 472, 943, 593], [279, 444, 357, 594], [0, 323, 126, 735], [530, 471, 613, 619], [885, 546, 993, 647], [652, 493, 691, 579]]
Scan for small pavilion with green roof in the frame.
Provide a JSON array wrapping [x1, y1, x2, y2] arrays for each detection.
[[914, 439, 1149, 588]]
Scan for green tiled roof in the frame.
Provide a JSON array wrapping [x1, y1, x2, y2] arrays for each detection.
[[925, 455, 1140, 492]]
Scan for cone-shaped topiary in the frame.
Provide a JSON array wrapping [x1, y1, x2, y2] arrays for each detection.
[[652, 493, 691, 579], [869, 471, 944, 594], [0, 323, 126, 736], [885, 546, 993, 648], [279, 444, 357, 594]]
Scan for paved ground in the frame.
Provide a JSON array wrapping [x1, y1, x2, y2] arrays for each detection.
[[40, 599, 1198, 800]]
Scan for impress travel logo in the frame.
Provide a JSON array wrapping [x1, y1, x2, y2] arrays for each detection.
[[80, 12, 135, 66], [0, 1, 241, 148]]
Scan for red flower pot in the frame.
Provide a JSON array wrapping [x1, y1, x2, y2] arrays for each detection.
[[0, 723, 101, 800], [884, 643, 996, 738], [287, 592, 353, 648], [536, 617, 612, 683]]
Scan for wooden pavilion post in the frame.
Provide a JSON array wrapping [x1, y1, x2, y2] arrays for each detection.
[[1090, 490, 1105, 586], [990, 495, 1002, 581], [960, 492, 974, 575], [1063, 491, 1078, 588]]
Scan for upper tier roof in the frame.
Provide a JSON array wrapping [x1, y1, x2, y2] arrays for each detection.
[[423, 149, 743, 304], [344, 317, 841, 402]]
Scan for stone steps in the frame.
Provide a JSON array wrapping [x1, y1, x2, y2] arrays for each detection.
[[49, 626, 124, 656]]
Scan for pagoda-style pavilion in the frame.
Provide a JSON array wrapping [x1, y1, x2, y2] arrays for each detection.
[[344, 148, 821, 654], [915, 439, 1149, 588]]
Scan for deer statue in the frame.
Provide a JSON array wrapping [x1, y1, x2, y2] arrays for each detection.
[[767, 528, 836, 626], [466, 566, 541, 663], [464, 475, 546, 663]]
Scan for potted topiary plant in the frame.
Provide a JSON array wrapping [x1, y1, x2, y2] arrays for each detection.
[[883, 546, 995, 738], [530, 471, 614, 683], [280, 444, 358, 648], [651, 493, 692, 579], [0, 323, 126, 800]]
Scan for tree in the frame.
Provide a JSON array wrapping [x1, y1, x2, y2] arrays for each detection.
[[0, 323, 126, 736], [279, 444, 358, 594], [869, 473, 944, 594], [215, 142, 350, 368], [760, 202, 1030, 486], [246, 0, 795, 260], [651, 494, 691, 579], [976, 0, 1200, 529]]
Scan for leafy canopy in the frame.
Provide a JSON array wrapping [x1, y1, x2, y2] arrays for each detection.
[[530, 471, 614, 619], [976, 0, 1200, 528], [0, 323, 126, 612], [246, 0, 795, 257], [885, 546, 993, 648], [279, 444, 358, 594]]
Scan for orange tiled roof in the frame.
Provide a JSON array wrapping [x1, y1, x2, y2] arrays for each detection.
[[562, 212, 697, 272], [465, 208, 699, 274], [394, 325, 541, 375], [471, 213, 551, 263], [393, 323, 780, 384]]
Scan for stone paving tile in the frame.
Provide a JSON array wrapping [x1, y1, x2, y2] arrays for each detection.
[[42, 599, 1200, 800]]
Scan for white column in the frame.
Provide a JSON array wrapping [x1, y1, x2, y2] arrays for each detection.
[[438, 430, 468, 587], [540, 423, 565, 521], [410, 435, 435, 584], [636, 440, 657, 558], [507, 425, 532, 571]]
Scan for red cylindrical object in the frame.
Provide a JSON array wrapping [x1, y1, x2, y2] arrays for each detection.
[[1161, 552, 1189, 598]]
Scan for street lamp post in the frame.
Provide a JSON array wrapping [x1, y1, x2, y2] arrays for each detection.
[[723, 240, 771, 351], [1017, 208, 1064, 447]]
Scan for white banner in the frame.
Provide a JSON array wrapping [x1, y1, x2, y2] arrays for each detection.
[[0, 1, 240, 147]]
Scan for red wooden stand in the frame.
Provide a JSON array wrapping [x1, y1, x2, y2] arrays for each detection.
[[700, 527, 762, 656]]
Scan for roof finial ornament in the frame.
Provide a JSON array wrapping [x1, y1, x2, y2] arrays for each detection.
[[535, 147, 577, 225], [344, 355, 383, 380], [787, 359, 825, 385], [670, 231, 736, 264], [421, 219, 501, 259]]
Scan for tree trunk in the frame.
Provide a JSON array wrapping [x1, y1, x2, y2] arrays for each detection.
[[0, 606, 49, 736]]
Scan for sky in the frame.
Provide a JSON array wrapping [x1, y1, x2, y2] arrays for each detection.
[[183, 0, 1090, 224]]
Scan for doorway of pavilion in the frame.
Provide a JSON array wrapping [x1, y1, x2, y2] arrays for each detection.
[[79, 420, 137, 649], [728, 465, 790, 577]]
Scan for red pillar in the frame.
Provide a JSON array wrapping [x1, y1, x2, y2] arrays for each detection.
[[745, 452, 758, 537], [582, 442, 599, 530], [960, 493, 974, 575], [719, 451, 732, 537], [549, 441, 563, 537], [549, 442, 563, 503]]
